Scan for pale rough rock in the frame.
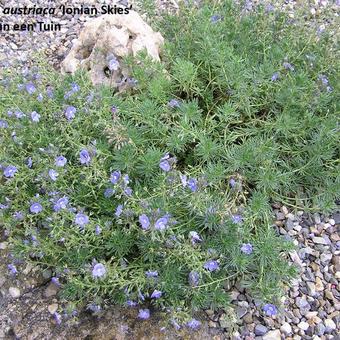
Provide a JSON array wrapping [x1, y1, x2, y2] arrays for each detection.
[[47, 303, 58, 314], [61, 8, 164, 87], [262, 329, 281, 340], [9, 287, 21, 298], [280, 322, 292, 335]]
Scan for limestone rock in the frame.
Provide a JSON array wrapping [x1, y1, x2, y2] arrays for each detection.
[[61, 6, 164, 88], [263, 329, 281, 340]]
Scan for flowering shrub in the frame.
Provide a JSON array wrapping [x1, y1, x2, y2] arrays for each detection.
[[1, 0, 338, 326]]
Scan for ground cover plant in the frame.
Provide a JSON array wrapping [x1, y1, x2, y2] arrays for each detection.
[[1, 0, 338, 328]]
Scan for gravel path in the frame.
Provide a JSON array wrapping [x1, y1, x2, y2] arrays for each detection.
[[0, 0, 339, 339]]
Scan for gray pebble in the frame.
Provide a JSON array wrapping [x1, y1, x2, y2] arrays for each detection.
[[254, 324, 268, 336], [315, 323, 326, 336]]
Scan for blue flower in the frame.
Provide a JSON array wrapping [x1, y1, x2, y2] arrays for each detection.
[[87, 303, 101, 312], [127, 78, 138, 87], [151, 289, 162, 299], [0, 201, 9, 209], [108, 56, 120, 71], [318, 74, 333, 92], [13, 211, 24, 220], [46, 86, 54, 98], [318, 74, 329, 86], [79, 149, 91, 165], [159, 160, 171, 172], [168, 99, 180, 108], [48, 169, 58, 181], [26, 157, 33, 168], [8, 264, 17, 275], [30, 202, 43, 214], [37, 93, 43, 102], [124, 187, 133, 196], [203, 260, 219, 272], [231, 214, 243, 224], [271, 72, 279, 82], [110, 170, 121, 184], [25, 82, 36, 95], [145, 270, 158, 278], [187, 178, 198, 192], [111, 105, 118, 114], [189, 231, 202, 244], [187, 319, 201, 329], [4, 165, 17, 178], [92, 263, 106, 278], [14, 110, 25, 119], [263, 303, 278, 316], [139, 214, 150, 230], [51, 277, 61, 286], [65, 106, 76, 120], [54, 312, 62, 325], [95, 225, 102, 235], [0, 202, 9, 209], [211, 14, 223, 23], [31, 111, 41, 122], [55, 156, 67, 167], [180, 174, 187, 187], [104, 188, 115, 198], [75, 213, 89, 226], [138, 309, 150, 320], [115, 204, 123, 217], [86, 92, 94, 103], [240, 243, 253, 255], [188, 271, 199, 287], [126, 300, 137, 307], [154, 216, 168, 230], [71, 82, 80, 92], [53, 197, 69, 212], [283, 62, 294, 71], [0, 119, 8, 128]]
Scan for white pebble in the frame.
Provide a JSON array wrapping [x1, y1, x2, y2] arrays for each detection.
[[9, 287, 21, 298], [329, 218, 335, 226], [324, 318, 336, 331], [298, 321, 309, 331], [0, 242, 8, 250], [280, 322, 292, 335]]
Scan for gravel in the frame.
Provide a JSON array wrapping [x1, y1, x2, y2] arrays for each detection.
[[217, 204, 339, 340]]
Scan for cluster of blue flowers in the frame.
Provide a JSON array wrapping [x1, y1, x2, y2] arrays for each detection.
[[0, 65, 285, 332]]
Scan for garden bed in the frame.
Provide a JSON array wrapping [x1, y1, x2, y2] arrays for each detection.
[[0, 0, 339, 339]]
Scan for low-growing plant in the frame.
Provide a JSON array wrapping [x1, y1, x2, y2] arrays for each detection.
[[0, 0, 338, 327]]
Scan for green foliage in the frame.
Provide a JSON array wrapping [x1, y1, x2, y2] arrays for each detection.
[[0, 0, 338, 324]]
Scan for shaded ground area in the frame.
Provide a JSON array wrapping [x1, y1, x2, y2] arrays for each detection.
[[1, 207, 339, 339], [0, 245, 224, 339]]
